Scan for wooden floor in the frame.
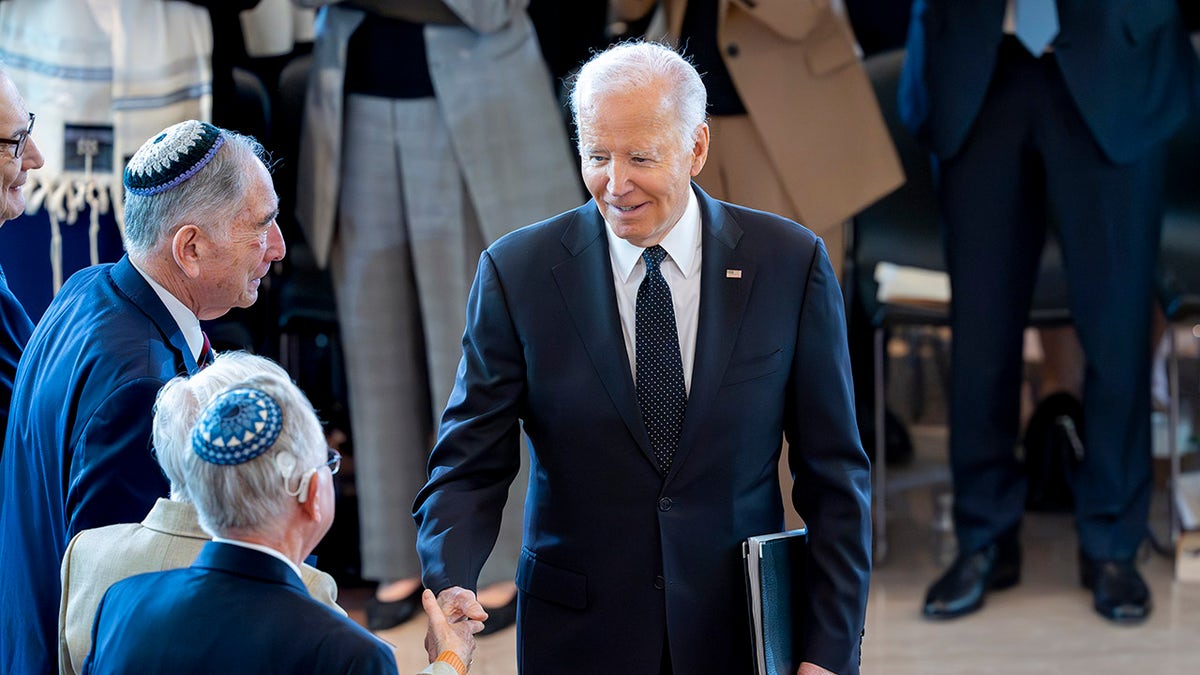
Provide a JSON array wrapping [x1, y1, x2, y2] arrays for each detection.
[[342, 425, 1200, 674]]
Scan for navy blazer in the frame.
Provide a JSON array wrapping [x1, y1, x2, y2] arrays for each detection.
[[0, 265, 33, 453], [0, 255, 198, 674], [413, 186, 872, 675], [900, 0, 1200, 163], [83, 542, 396, 674]]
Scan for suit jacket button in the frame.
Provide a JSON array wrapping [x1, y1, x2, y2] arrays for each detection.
[[654, 575, 666, 590], [725, 43, 740, 58], [658, 497, 673, 512]]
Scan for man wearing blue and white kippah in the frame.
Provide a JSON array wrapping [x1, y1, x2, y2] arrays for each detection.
[[82, 372, 443, 674], [0, 120, 285, 675]]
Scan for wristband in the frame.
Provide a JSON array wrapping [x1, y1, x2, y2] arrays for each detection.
[[435, 650, 468, 675]]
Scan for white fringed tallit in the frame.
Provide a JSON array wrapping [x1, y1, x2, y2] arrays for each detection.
[[0, 0, 211, 292]]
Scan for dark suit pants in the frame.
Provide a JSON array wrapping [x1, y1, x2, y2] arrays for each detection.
[[938, 37, 1164, 561]]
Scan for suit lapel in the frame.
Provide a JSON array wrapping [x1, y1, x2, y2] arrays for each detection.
[[670, 186, 751, 481], [551, 204, 655, 462], [109, 255, 200, 374]]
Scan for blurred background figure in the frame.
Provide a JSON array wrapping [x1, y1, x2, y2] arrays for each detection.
[[901, 0, 1200, 624], [294, 0, 582, 632], [57, 352, 345, 675]]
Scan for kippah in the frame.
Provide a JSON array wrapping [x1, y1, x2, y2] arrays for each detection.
[[124, 120, 225, 196], [192, 387, 283, 466]]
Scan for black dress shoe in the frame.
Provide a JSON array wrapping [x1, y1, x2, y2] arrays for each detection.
[[923, 539, 1021, 619], [477, 593, 518, 636], [366, 586, 423, 631], [1079, 556, 1151, 624]]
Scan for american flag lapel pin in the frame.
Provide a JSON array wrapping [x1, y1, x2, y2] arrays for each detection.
[[726, 269, 742, 279]]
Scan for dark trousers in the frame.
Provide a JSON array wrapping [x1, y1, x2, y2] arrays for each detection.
[[939, 37, 1164, 561]]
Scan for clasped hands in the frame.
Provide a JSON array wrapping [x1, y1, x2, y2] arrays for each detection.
[[424, 586, 487, 665]]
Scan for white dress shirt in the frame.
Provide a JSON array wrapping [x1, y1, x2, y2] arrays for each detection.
[[604, 187, 702, 394]]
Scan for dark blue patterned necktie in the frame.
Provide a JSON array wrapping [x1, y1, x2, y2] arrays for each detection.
[[636, 245, 687, 473]]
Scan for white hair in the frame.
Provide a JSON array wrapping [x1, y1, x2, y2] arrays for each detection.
[[151, 352, 291, 503], [569, 40, 708, 154], [123, 129, 268, 257], [179, 371, 325, 537]]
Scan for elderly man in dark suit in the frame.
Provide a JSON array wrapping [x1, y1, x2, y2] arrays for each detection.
[[0, 67, 43, 452], [414, 41, 871, 675], [58, 352, 347, 675], [83, 374, 410, 674], [900, 0, 1200, 623], [0, 120, 285, 674]]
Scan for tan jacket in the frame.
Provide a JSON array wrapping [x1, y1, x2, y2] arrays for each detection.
[[614, 0, 904, 233], [58, 499, 344, 675]]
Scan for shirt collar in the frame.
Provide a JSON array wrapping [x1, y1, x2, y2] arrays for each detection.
[[129, 260, 204, 361], [606, 185, 702, 282]]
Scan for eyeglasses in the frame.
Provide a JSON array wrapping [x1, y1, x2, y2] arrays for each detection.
[[0, 112, 35, 160], [324, 447, 342, 476]]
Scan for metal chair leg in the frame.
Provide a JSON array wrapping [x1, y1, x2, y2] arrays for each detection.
[[874, 326, 888, 563], [1169, 326, 1181, 546]]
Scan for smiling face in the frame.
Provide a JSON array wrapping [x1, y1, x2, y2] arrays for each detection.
[[195, 158, 284, 319], [0, 73, 44, 226], [578, 83, 708, 248]]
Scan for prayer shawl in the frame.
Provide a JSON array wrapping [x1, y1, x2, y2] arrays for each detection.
[[0, 0, 211, 291]]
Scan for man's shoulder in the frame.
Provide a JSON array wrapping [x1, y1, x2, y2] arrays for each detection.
[[23, 266, 178, 388]]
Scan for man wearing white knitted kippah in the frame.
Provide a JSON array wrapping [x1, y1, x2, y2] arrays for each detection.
[[0, 120, 285, 674]]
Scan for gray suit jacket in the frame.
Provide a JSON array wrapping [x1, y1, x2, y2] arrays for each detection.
[[58, 499, 343, 675], [296, 0, 582, 267]]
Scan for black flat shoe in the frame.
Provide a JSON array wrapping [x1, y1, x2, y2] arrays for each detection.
[[1080, 556, 1151, 624], [477, 594, 518, 636], [923, 538, 1021, 620], [366, 586, 423, 631]]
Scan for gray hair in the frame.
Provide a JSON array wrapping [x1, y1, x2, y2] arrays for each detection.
[[179, 371, 325, 537], [151, 352, 290, 503], [123, 129, 268, 257], [569, 40, 708, 154]]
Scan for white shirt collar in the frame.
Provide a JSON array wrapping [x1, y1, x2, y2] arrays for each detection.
[[605, 186, 702, 282], [212, 536, 304, 581], [129, 260, 205, 361]]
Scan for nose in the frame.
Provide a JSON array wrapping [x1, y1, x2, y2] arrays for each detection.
[[22, 134, 45, 171], [266, 220, 286, 262], [606, 159, 632, 196]]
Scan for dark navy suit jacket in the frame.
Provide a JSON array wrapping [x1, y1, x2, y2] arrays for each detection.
[[83, 542, 396, 674], [899, 0, 1200, 163], [413, 186, 872, 675], [0, 255, 199, 674], [0, 265, 33, 454]]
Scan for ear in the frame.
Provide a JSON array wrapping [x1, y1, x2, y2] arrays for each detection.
[[689, 123, 710, 178], [298, 470, 323, 520], [171, 224, 205, 279]]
